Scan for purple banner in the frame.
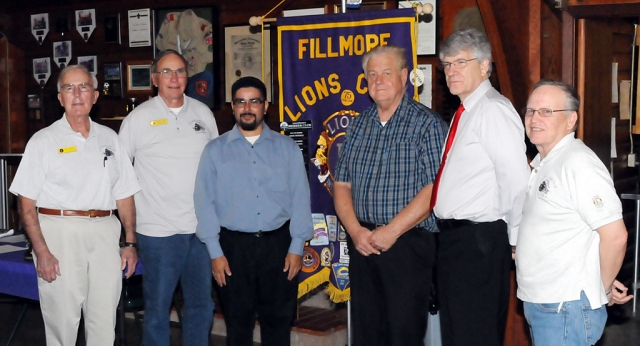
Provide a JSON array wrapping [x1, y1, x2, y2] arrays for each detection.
[[278, 9, 417, 301]]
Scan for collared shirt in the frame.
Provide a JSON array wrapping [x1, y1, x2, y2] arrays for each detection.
[[10, 114, 140, 209], [433, 79, 529, 244], [516, 133, 622, 309], [119, 95, 218, 237], [334, 94, 448, 230], [194, 125, 313, 259]]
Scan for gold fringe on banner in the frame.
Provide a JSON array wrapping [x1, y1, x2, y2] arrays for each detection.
[[326, 284, 351, 303], [297, 267, 330, 299]]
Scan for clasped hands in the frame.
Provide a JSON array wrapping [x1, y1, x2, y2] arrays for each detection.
[[352, 225, 399, 256]]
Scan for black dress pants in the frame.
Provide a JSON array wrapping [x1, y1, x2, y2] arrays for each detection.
[[216, 221, 298, 346], [347, 226, 435, 346], [437, 220, 511, 346]]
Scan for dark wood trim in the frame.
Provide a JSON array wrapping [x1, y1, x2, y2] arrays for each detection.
[[477, 0, 513, 100]]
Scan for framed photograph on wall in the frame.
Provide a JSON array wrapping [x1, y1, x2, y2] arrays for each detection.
[[103, 62, 124, 98], [154, 7, 216, 108], [104, 14, 121, 44], [224, 25, 272, 103], [126, 60, 153, 93], [77, 55, 97, 74], [399, 0, 437, 55], [333, 1, 389, 13]]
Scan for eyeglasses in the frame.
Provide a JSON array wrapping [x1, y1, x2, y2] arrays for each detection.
[[438, 58, 478, 71], [155, 68, 187, 79], [523, 108, 575, 118], [59, 83, 94, 93], [233, 98, 265, 108]]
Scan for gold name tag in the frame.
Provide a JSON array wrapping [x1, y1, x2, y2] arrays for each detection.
[[150, 119, 169, 126], [58, 146, 77, 154]]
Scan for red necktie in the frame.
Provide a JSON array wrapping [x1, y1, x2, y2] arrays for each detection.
[[430, 104, 465, 209]]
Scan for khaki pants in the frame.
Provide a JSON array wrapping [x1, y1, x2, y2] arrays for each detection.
[[34, 214, 122, 346]]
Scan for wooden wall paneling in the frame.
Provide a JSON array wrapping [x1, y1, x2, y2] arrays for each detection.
[[529, 0, 542, 88], [476, 0, 512, 102], [540, 4, 563, 82], [562, 10, 577, 86], [577, 18, 615, 164]]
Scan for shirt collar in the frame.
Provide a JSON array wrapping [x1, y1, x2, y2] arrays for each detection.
[[226, 123, 274, 144], [530, 132, 576, 169], [461, 79, 492, 112], [367, 92, 410, 124], [154, 94, 189, 115], [58, 113, 98, 138]]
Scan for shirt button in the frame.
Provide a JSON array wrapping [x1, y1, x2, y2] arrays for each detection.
[[257, 213, 260, 215]]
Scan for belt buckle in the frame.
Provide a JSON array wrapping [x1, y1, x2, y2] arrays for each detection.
[[375, 224, 386, 228], [255, 231, 262, 238], [88, 209, 96, 218]]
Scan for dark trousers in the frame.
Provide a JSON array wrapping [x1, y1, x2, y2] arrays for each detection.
[[347, 226, 435, 346], [437, 220, 511, 346], [216, 221, 298, 346]]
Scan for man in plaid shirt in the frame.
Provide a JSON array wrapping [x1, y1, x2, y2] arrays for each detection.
[[334, 44, 447, 346]]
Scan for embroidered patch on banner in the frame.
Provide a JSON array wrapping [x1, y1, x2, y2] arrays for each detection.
[[302, 247, 320, 273], [150, 119, 169, 126], [57, 146, 76, 154]]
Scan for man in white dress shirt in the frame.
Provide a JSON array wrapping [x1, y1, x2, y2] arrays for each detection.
[[432, 28, 530, 346], [516, 79, 631, 345]]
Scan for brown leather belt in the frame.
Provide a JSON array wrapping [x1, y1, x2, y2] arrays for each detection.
[[37, 207, 113, 218]]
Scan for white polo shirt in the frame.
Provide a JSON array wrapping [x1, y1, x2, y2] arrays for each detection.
[[10, 114, 140, 209], [119, 95, 218, 237], [516, 134, 622, 309]]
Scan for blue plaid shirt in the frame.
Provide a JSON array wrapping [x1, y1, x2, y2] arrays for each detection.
[[335, 94, 447, 231]]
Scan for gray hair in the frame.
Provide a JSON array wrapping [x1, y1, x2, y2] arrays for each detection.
[[152, 49, 188, 73], [362, 44, 407, 72], [531, 79, 580, 112], [440, 28, 492, 76], [57, 65, 98, 91]]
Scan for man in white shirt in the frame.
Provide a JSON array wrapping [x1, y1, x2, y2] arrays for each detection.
[[10, 65, 140, 345], [516, 79, 631, 345], [433, 28, 530, 346], [119, 50, 218, 346]]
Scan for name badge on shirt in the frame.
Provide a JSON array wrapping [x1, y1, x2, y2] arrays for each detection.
[[150, 119, 169, 126], [57, 146, 77, 154]]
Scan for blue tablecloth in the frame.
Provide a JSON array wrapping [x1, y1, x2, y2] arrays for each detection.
[[0, 241, 38, 300], [0, 237, 143, 302]]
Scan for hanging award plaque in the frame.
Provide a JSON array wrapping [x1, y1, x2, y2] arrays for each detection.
[[33, 57, 51, 88], [53, 41, 72, 69], [75, 9, 96, 42], [31, 13, 49, 44]]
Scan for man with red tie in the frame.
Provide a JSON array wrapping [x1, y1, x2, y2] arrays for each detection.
[[334, 45, 448, 346], [432, 28, 530, 346]]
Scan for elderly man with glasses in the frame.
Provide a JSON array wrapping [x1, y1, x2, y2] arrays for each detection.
[[516, 79, 632, 345], [194, 76, 313, 346], [10, 64, 140, 345], [432, 28, 530, 346], [119, 49, 218, 346]]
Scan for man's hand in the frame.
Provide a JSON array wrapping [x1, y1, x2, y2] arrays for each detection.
[[283, 253, 302, 281], [351, 227, 380, 256], [211, 256, 232, 286], [36, 250, 61, 283], [120, 247, 138, 278], [607, 279, 634, 306], [369, 225, 400, 252]]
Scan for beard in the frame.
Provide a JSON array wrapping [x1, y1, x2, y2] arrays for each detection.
[[237, 112, 259, 131]]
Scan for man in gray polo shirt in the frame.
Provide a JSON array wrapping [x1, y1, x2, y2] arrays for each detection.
[[119, 49, 218, 346]]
